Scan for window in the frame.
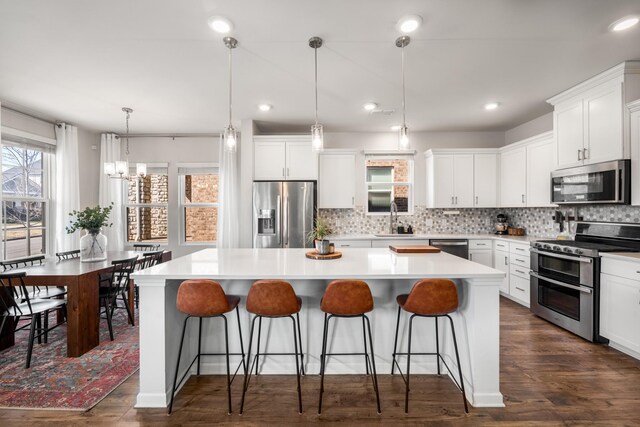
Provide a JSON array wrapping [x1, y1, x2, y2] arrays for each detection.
[[365, 155, 414, 214], [125, 165, 168, 243], [179, 165, 219, 243], [2, 142, 50, 260]]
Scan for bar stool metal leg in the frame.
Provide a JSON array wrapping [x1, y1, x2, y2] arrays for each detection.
[[435, 317, 441, 376], [318, 313, 330, 414], [364, 315, 381, 415], [448, 314, 469, 413], [290, 315, 303, 414], [255, 316, 263, 375], [391, 305, 401, 375], [362, 316, 370, 376], [223, 315, 232, 415], [240, 315, 258, 415], [296, 312, 305, 376], [168, 316, 189, 414], [405, 314, 414, 414], [197, 317, 203, 375], [236, 306, 247, 375]]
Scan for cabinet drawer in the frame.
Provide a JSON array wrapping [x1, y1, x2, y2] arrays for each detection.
[[494, 240, 509, 251], [601, 257, 640, 281], [510, 253, 530, 269], [333, 240, 371, 249], [510, 274, 531, 305], [510, 263, 530, 280], [371, 239, 430, 248], [469, 239, 492, 250], [510, 242, 531, 256]]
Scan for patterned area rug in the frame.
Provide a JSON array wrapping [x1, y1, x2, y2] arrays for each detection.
[[0, 309, 138, 411]]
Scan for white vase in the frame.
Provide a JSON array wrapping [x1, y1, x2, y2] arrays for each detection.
[[80, 230, 108, 262]]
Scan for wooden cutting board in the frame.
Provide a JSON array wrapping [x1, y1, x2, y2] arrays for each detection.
[[389, 245, 441, 253]]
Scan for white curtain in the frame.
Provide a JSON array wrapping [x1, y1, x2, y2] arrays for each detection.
[[54, 124, 80, 253], [217, 134, 240, 248], [99, 133, 125, 251]]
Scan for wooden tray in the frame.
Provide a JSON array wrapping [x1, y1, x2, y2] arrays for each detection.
[[305, 251, 342, 260], [390, 245, 441, 254]]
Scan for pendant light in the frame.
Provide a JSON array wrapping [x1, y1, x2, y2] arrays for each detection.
[[104, 107, 146, 180], [223, 36, 238, 152], [396, 35, 410, 149], [309, 36, 324, 152]]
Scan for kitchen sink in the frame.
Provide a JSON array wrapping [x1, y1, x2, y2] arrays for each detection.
[[373, 234, 415, 238]]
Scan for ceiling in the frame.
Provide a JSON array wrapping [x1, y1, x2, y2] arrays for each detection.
[[0, 0, 639, 134]]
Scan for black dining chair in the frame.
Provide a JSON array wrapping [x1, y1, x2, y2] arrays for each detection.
[[0, 272, 67, 368], [55, 250, 80, 261], [133, 243, 160, 252], [99, 256, 138, 340]]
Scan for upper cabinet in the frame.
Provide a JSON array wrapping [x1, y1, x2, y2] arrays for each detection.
[[425, 149, 497, 208], [318, 152, 356, 209], [254, 136, 318, 180], [630, 100, 640, 206], [548, 61, 640, 170], [499, 146, 527, 207]]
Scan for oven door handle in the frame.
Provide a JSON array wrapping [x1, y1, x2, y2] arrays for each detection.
[[529, 248, 592, 263], [529, 271, 593, 294]]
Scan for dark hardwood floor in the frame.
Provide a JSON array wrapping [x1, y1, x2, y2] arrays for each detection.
[[2, 297, 639, 425]]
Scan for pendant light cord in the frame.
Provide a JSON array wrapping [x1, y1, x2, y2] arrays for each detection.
[[228, 44, 233, 127], [314, 45, 318, 125], [125, 110, 130, 157], [401, 44, 406, 127]]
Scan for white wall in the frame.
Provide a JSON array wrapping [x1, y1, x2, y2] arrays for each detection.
[[77, 128, 101, 208], [322, 130, 504, 207], [1, 107, 55, 139], [504, 112, 553, 145]]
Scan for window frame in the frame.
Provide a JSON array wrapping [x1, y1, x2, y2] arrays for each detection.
[[364, 153, 414, 216], [123, 163, 169, 244], [1, 138, 53, 260], [177, 163, 219, 246]]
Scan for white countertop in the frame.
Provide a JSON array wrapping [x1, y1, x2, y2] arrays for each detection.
[[601, 252, 640, 262], [328, 233, 539, 243], [132, 248, 505, 282]]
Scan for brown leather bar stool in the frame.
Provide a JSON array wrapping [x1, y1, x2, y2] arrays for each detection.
[[168, 280, 246, 415], [391, 278, 469, 414], [240, 280, 304, 414], [318, 280, 381, 415]]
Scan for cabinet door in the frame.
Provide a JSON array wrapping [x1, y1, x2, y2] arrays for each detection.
[[555, 100, 584, 169], [584, 84, 623, 164], [453, 155, 474, 207], [473, 153, 497, 207], [499, 147, 527, 207], [371, 239, 430, 248], [432, 155, 455, 208], [632, 109, 640, 206], [510, 274, 530, 306], [254, 141, 286, 180], [469, 250, 492, 267], [526, 137, 555, 207], [318, 153, 355, 209], [493, 250, 510, 294], [286, 141, 318, 180], [600, 273, 640, 353]]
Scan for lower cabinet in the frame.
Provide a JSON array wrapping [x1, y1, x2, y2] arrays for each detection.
[[469, 250, 492, 267], [371, 239, 430, 248], [493, 248, 510, 294], [600, 265, 640, 359], [493, 240, 531, 307], [332, 240, 372, 249], [509, 274, 531, 306]]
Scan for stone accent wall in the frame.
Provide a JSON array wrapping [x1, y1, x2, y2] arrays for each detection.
[[184, 174, 218, 242]]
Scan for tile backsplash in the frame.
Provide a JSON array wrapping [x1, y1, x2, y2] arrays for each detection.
[[320, 205, 640, 237]]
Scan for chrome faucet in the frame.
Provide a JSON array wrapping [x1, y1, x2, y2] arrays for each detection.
[[389, 201, 398, 234]]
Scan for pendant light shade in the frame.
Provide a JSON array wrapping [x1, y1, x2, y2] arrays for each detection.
[[309, 36, 324, 152], [224, 36, 238, 153], [396, 35, 410, 150]]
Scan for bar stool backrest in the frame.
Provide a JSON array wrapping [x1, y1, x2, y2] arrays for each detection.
[[0, 255, 45, 272], [0, 272, 33, 315], [56, 249, 80, 261], [320, 280, 373, 315], [403, 279, 459, 316], [176, 279, 231, 317], [246, 280, 300, 316]]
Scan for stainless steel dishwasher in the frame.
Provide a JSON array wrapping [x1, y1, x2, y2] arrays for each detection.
[[429, 239, 469, 259]]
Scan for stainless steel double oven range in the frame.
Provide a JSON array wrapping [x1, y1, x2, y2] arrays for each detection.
[[530, 222, 640, 342]]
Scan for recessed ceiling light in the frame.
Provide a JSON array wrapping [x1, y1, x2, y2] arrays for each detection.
[[390, 125, 402, 131], [258, 104, 272, 112], [609, 16, 639, 32], [484, 102, 500, 111], [363, 102, 378, 111], [398, 15, 423, 33], [208, 16, 233, 34]]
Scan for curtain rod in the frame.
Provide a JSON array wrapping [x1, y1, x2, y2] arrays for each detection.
[[118, 133, 222, 139], [1, 105, 62, 127]]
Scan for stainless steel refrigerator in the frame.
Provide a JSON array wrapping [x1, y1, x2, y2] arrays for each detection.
[[253, 181, 316, 248]]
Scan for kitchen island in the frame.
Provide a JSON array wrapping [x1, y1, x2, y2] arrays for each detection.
[[132, 248, 505, 409]]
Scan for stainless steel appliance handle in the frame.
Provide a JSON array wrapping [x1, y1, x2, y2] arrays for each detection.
[[285, 197, 289, 247], [276, 195, 282, 244], [530, 248, 592, 263], [431, 241, 468, 246], [614, 167, 620, 203], [530, 271, 593, 294]]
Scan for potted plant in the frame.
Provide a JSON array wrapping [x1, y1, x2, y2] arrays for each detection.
[[307, 215, 333, 255], [66, 204, 113, 262]]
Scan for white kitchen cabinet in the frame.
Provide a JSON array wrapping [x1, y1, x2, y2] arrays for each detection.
[[547, 62, 640, 170], [509, 274, 530, 306], [318, 152, 356, 209], [526, 134, 555, 207], [254, 137, 318, 181], [600, 256, 640, 359], [629, 100, 640, 205], [425, 149, 497, 208], [493, 247, 510, 294], [474, 153, 498, 207], [332, 239, 371, 248], [371, 239, 429, 248], [499, 146, 527, 207], [469, 250, 492, 267]]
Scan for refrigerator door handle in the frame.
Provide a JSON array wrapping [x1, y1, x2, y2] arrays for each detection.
[[284, 197, 290, 247], [276, 195, 282, 245]]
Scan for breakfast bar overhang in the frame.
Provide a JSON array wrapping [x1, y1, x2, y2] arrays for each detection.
[[132, 248, 506, 409]]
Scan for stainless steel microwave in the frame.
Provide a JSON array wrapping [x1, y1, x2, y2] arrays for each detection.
[[551, 160, 630, 205]]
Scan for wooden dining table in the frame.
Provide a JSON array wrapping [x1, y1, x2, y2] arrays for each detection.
[[0, 250, 171, 357]]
